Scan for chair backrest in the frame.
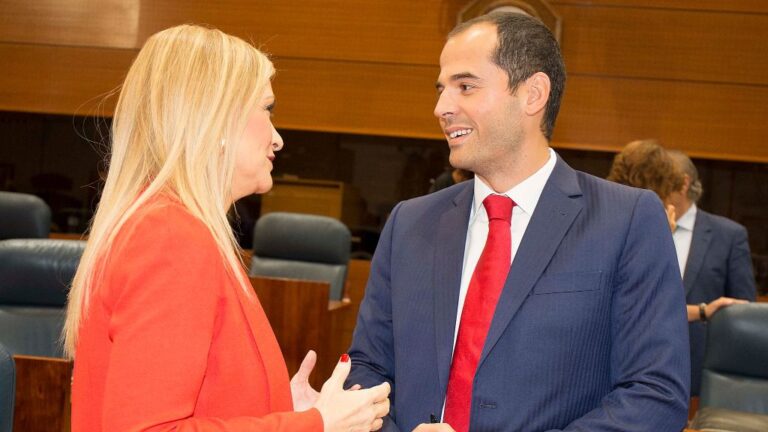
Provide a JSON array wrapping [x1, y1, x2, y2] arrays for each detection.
[[700, 303, 768, 415], [0, 342, 14, 432], [0, 191, 51, 240], [0, 239, 86, 358], [250, 212, 351, 301]]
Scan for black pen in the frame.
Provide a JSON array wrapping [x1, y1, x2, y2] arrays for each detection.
[[430, 413, 439, 423]]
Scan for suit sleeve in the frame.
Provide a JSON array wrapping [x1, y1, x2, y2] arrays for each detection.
[[548, 191, 690, 432], [100, 214, 322, 431], [346, 203, 402, 432], [726, 224, 757, 301]]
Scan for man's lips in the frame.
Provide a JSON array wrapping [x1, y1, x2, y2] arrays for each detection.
[[444, 127, 474, 141]]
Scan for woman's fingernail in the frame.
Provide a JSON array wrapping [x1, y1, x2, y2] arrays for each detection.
[[340, 353, 350, 363]]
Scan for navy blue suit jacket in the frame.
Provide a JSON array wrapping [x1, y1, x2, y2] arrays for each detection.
[[347, 157, 690, 431], [684, 209, 756, 396]]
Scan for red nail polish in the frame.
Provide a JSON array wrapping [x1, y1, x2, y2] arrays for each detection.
[[340, 353, 350, 363]]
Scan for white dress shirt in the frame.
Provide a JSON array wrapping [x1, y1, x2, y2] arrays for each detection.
[[440, 149, 557, 418], [452, 148, 557, 346], [673, 204, 697, 277]]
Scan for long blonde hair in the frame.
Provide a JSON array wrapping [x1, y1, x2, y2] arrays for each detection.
[[63, 24, 274, 358]]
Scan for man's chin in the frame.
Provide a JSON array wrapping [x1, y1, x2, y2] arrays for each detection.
[[448, 158, 472, 171], [448, 154, 471, 172]]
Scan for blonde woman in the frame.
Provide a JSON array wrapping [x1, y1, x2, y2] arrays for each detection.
[[64, 25, 389, 431]]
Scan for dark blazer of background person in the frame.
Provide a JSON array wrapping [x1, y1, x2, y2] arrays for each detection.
[[685, 209, 756, 395], [347, 157, 690, 431]]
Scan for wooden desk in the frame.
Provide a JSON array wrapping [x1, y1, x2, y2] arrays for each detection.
[[689, 396, 699, 420], [250, 276, 351, 389], [261, 177, 363, 227], [13, 355, 72, 432]]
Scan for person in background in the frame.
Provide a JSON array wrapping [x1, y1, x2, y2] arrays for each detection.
[[429, 168, 474, 193], [63, 24, 389, 431], [606, 139, 684, 231], [608, 141, 754, 396], [667, 150, 755, 396], [347, 12, 689, 432]]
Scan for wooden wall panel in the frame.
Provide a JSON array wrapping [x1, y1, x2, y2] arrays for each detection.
[[0, 43, 133, 116], [0, 0, 141, 49], [3, 0, 766, 84], [137, 0, 461, 66], [272, 58, 440, 139], [553, 76, 768, 162], [0, 0, 461, 66], [551, 0, 768, 14], [0, 42, 441, 136], [1, 0, 767, 162], [3, 41, 764, 162], [557, 5, 768, 85]]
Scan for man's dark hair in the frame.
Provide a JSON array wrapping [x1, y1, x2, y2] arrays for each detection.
[[449, 12, 566, 141]]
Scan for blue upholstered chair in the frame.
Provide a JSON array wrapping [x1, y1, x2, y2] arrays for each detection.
[[690, 303, 768, 431], [0, 191, 51, 240], [0, 342, 14, 432], [249, 212, 351, 301], [0, 239, 85, 358]]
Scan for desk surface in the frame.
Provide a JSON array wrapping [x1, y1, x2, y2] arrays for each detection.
[[13, 355, 72, 432]]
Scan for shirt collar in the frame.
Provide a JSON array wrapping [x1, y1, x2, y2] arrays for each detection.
[[472, 148, 557, 218], [676, 203, 697, 232]]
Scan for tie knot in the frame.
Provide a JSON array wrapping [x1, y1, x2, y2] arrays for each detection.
[[483, 194, 514, 223]]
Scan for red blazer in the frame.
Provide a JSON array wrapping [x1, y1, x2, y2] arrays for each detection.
[[71, 195, 323, 431]]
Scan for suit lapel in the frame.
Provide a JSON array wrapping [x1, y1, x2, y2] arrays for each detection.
[[433, 182, 474, 396], [480, 157, 584, 365], [683, 210, 712, 296], [236, 273, 291, 411]]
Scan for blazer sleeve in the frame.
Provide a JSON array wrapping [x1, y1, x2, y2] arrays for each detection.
[[726, 224, 757, 301], [347, 202, 402, 432], [100, 210, 322, 431], [548, 191, 690, 432]]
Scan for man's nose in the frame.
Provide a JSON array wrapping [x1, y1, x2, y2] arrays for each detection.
[[434, 91, 456, 120]]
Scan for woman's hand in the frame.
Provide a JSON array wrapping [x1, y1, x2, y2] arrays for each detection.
[[314, 354, 391, 432], [290, 351, 320, 412]]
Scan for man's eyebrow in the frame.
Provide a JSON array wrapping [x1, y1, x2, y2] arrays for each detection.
[[450, 72, 481, 81], [435, 72, 481, 89]]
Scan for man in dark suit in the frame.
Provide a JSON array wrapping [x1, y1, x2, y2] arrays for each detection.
[[347, 12, 690, 431], [668, 150, 756, 396]]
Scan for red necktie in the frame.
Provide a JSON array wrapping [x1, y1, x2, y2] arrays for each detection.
[[444, 194, 514, 432]]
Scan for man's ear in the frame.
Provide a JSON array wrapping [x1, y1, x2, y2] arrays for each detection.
[[682, 174, 691, 194], [524, 72, 551, 116]]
